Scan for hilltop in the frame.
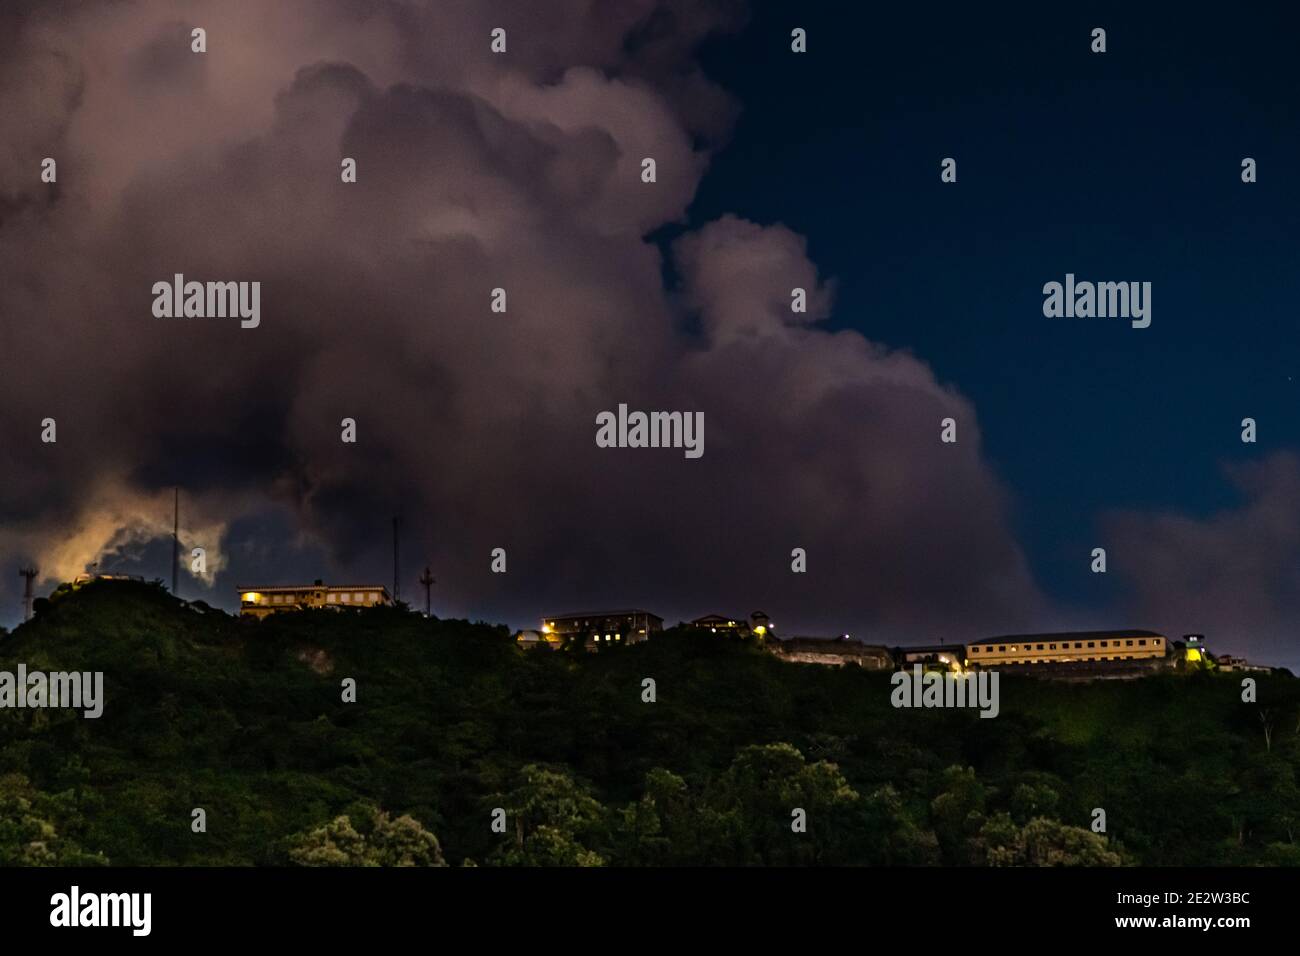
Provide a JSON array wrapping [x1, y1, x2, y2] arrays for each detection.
[[1, 579, 1298, 866]]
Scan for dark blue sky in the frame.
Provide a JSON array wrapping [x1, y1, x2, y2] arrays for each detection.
[[682, 3, 1299, 611], [3, 1, 1296, 668]]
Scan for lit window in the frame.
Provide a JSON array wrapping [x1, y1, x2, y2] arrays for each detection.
[[354, 592, 364, 603], [327, 593, 337, 603], [341, 593, 351, 603]]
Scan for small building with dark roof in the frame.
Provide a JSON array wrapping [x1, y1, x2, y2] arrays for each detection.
[[898, 644, 964, 672]]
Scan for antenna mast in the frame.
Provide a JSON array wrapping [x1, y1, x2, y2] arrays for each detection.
[[419, 566, 435, 617], [18, 567, 38, 622], [392, 516, 401, 603], [172, 486, 180, 595]]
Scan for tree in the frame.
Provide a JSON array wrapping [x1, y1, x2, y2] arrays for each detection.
[[1009, 780, 1061, 824], [0, 774, 106, 866], [489, 764, 607, 866], [701, 743, 860, 865], [619, 768, 693, 865], [929, 765, 988, 863], [857, 785, 941, 865], [976, 813, 1124, 866], [289, 808, 445, 866]]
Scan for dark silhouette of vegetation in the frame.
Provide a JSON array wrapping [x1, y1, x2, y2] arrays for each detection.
[[1, 578, 1298, 866]]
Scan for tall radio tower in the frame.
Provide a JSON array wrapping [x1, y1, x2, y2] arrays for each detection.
[[171, 486, 180, 596], [419, 566, 435, 617], [392, 516, 401, 603], [18, 566, 38, 622]]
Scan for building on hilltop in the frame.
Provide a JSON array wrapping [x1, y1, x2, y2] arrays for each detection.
[[965, 629, 1167, 668], [238, 580, 392, 619], [898, 644, 964, 672], [72, 572, 146, 586], [1214, 653, 1268, 673], [1169, 634, 1208, 664], [689, 614, 750, 634], [769, 635, 893, 670], [515, 628, 562, 651], [540, 609, 663, 650]]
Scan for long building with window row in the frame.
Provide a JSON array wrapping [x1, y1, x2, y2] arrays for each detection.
[[237, 581, 392, 619], [964, 629, 1166, 667]]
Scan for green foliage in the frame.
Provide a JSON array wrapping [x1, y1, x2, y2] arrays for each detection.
[[289, 808, 446, 866], [1, 579, 1297, 865], [488, 764, 606, 866], [0, 773, 106, 865], [975, 814, 1124, 866]]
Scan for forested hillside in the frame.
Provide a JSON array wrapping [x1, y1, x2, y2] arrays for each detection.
[[2, 580, 1297, 866]]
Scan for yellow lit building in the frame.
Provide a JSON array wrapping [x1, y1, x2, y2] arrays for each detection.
[[540, 609, 663, 649], [900, 645, 964, 672], [690, 614, 749, 634], [965, 629, 1167, 667], [238, 580, 392, 619], [515, 629, 563, 651]]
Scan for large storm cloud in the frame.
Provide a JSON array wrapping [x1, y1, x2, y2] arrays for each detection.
[[1, 0, 1054, 641], [1106, 454, 1300, 671]]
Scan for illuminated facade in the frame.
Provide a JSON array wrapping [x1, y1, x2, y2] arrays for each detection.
[[515, 629, 563, 651], [900, 645, 964, 672], [965, 629, 1167, 667], [690, 614, 749, 633], [238, 580, 392, 619], [1174, 634, 1206, 663], [770, 636, 893, 669], [540, 609, 663, 649]]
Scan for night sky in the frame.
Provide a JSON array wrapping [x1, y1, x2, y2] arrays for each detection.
[[690, 3, 1300, 597], [1, 2, 1297, 670]]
